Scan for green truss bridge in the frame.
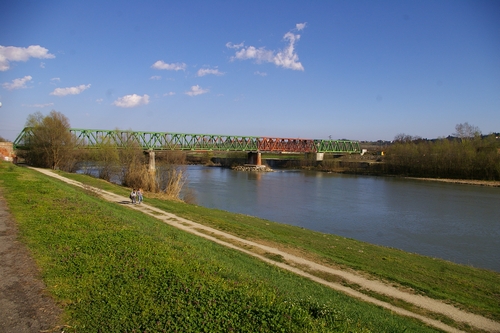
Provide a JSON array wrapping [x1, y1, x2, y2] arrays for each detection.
[[14, 127, 361, 165], [14, 127, 361, 153]]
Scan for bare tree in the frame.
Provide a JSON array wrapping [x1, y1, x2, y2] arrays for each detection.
[[453, 122, 481, 140], [393, 133, 414, 143]]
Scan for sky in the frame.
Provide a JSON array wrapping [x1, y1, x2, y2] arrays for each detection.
[[1, 0, 499, 142]]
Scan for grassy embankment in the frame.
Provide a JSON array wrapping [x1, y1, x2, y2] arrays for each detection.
[[0, 162, 498, 332], [59, 167, 500, 323]]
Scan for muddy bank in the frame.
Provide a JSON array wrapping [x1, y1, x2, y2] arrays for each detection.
[[405, 177, 500, 187]]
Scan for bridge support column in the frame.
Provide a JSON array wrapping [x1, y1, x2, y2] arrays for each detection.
[[148, 150, 156, 174], [306, 153, 324, 161], [247, 152, 262, 166]]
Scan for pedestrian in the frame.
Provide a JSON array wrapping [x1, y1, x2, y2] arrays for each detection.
[[130, 189, 137, 204], [138, 188, 143, 204]]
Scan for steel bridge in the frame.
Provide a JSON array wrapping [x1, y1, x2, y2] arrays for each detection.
[[14, 127, 361, 154]]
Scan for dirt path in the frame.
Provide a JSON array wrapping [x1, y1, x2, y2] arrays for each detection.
[[0, 192, 63, 333], [6, 167, 500, 333]]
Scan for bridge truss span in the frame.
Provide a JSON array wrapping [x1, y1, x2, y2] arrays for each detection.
[[14, 128, 361, 154]]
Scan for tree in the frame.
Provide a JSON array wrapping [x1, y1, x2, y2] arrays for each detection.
[[453, 122, 481, 140], [393, 133, 420, 143], [22, 111, 76, 170]]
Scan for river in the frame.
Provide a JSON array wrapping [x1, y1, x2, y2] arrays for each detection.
[[186, 165, 500, 272]]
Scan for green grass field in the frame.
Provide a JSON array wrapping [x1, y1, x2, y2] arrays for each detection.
[[0, 162, 498, 332]]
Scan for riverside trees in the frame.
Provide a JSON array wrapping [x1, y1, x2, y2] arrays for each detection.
[[384, 124, 500, 180]]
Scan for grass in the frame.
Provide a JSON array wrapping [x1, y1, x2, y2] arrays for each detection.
[[58, 168, 500, 323], [0, 162, 446, 332]]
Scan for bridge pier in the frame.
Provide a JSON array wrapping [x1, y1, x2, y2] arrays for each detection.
[[148, 150, 156, 174], [247, 152, 262, 166], [306, 152, 324, 161]]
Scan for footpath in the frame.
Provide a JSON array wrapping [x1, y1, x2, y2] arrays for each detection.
[[2, 167, 500, 333], [0, 193, 62, 332]]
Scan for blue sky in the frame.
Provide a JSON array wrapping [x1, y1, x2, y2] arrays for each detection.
[[1, 0, 499, 142]]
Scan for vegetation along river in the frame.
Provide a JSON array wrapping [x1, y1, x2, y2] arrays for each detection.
[[186, 165, 500, 272]]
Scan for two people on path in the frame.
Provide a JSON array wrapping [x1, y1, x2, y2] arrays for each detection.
[[130, 188, 143, 204]]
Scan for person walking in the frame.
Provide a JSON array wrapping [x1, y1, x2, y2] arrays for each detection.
[[130, 189, 137, 204], [137, 188, 143, 204]]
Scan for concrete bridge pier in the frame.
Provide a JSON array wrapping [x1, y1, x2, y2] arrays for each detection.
[[148, 150, 156, 174], [306, 152, 324, 161], [247, 152, 262, 166]]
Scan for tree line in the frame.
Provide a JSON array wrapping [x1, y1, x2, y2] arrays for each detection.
[[383, 123, 500, 180]]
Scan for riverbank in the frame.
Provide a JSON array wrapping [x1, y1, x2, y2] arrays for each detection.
[[1, 163, 499, 332], [405, 177, 500, 187]]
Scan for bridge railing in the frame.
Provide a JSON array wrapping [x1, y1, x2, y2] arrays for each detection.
[[14, 128, 361, 154]]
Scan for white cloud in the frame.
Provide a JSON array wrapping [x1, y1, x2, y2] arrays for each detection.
[[233, 46, 274, 63], [254, 71, 267, 76], [150, 75, 162, 80], [296, 22, 307, 31], [51, 77, 61, 82], [273, 32, 303, 71], [0, 45, 55, 71], [22, 102, 54, 108], [197, 68, 224, 77], [113, 94, 150, 108], [185, 85, 208, 96], [96, 98, 103, 104], [40, 62, 45, 68], [50, 84, 91, 96], [225, 42, 244, 49], [2, 75, 32, 90], [163, 92, 176, 96], [151, 60, 186, 71], [228, 24, 305, 71]]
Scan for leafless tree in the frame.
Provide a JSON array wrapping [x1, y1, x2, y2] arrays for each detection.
[[453, 122, 481, 140]]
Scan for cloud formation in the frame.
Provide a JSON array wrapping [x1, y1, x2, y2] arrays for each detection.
[[151, 61, 186, 71], [197, 68, 224, 77], [225, 42, 244, 49], [0, 45, 55, 71], [113, 94, 150, 107], [227, 23, 306, 71], [2, 75, 32, 90], [185, 85, 208, 96], [296, 22, 307, 31], [50, 84, 91, 96]]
